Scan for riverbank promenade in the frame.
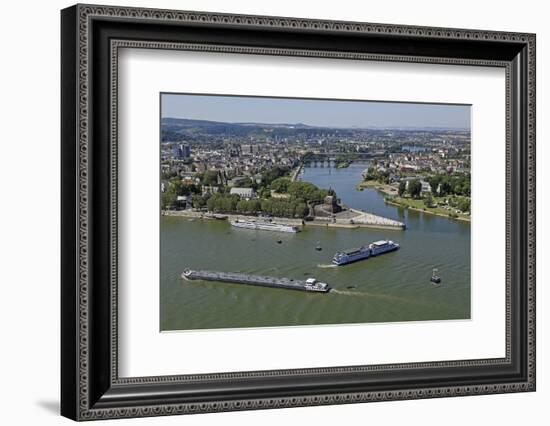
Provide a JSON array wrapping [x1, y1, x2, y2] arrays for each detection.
[[308, 207, 405, 230], [162, 207, 405, 230]]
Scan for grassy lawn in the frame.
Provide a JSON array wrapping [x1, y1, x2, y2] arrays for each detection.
[[356, 180, 398, 195], [357, 179, 471, 222], [357, 180, 383, 188], [357, 180, 384, 188], [387, 195, 471, 221]]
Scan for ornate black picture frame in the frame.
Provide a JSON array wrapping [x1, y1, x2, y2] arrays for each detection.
[[61, 4, 536, 421]]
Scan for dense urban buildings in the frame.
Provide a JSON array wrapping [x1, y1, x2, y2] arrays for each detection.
[[160, 117, 470, 220]]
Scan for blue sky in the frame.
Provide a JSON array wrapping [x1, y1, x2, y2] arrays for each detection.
[[161, 93, 471, 130]]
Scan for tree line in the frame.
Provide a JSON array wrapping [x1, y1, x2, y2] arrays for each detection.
[[204, 193, 309, 218], [365, 166, 470, 198], [160, 177, 201, 209], [396, 179, 470, 213], [201, 178, 329, 218], [270, 178, 330, 204], [426, 173, 470, 197], [161, 166, 332, 219]]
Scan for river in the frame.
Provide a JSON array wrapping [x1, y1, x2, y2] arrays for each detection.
[[160, 163, 470, 331]]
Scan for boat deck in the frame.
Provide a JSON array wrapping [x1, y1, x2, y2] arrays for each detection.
[[182, 270, 331, 293]]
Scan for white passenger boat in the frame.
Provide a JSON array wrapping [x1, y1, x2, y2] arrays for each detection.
[[230, 219, 299, 233], [332, 240, 399, 266]]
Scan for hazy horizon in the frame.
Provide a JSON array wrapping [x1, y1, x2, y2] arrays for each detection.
[[161, 93, 471, 130]]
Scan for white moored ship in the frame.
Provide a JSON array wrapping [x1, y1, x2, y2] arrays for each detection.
[[230, 219, 299, 233]]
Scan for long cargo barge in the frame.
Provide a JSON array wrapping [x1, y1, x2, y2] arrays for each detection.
[[182, 269, 331, 293]]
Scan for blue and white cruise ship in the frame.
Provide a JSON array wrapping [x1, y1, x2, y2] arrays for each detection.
[[332, 245, 371, 266], [332, 240, 400, 266]]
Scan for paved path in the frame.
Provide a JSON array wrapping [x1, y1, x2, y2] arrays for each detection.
[[345, 208, 405, 229]]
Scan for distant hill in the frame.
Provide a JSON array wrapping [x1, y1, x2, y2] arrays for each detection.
[[160, 117, 469, 142], [160, 117, 336, 141], [162, 117, 237, 127], [161, 117, 318, 129]]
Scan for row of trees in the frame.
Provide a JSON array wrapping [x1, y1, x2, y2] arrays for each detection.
[[260, 199, 309, 218], [168, 178, 201, 196], [270, 178, 330, 204], [206, 193, 240, 213], [195, 165, 292, 191], [396, 178, 470, 213], [160, 177, 202, 209], [397, 179, 422, 198], [199, 170, 221, 186], [204, 193, 309, 218], [363, 167, 391, 184], [449, 197, 471, 213], [163, 165, 330, 218], [261, 166, 291, 187], [364, 166, 471, 198], [161, 191, 178, 210], [426, 173, 470, 197]]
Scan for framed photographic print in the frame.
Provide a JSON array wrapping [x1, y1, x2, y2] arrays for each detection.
[[61, 4, 536, 421]]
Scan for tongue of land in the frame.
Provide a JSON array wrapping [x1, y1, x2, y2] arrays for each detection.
[[308, 207, 405, 230]]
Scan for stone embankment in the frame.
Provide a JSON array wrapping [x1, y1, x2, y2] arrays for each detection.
[[309, 208, 405, 230], [347, 208, 405, 229], [162, 210, 303, 226], [162, 207, 404, 230]]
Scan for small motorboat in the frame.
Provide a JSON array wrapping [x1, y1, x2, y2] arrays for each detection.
[[315, 241, 322, 251], [431, 268, 442, 284]]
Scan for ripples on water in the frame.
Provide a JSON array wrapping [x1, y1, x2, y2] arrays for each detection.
[[160, 164, 470, 331]]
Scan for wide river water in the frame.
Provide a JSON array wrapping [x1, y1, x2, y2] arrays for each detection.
[[160, 163, 470, 331]]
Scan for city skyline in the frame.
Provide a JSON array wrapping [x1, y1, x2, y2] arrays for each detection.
[[161, 93, 471, 130]]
